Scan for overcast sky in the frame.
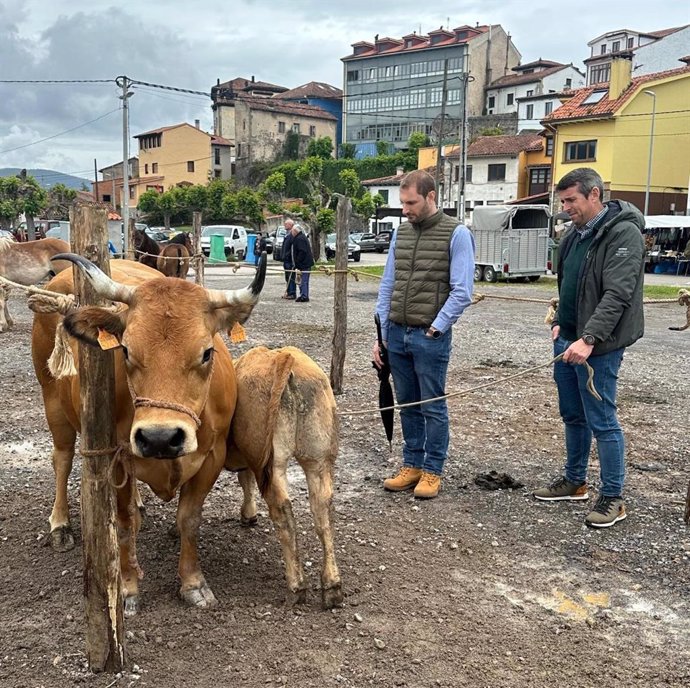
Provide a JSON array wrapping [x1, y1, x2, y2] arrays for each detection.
[[1, 0, 688, 181]]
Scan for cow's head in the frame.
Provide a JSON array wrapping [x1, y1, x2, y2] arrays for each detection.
[[55, 253, 267, 460]]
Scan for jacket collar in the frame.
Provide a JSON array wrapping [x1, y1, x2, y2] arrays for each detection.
[[412, 209, 444, 231]]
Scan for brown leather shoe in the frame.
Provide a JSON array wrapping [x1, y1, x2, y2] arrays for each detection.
[[383, 466, 422, 492], [414, 472, 441, 499]]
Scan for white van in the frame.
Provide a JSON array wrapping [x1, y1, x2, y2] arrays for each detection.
[[200, 225, 249, 259]]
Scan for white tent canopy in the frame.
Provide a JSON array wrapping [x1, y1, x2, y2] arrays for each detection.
[[644, 215, 690, 229]]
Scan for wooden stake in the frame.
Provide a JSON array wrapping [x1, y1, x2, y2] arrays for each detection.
[[330, 195, 350, 395], [192, 210, 204, 285], [127, 217, 136, 262], [70, 203, 126, 673]]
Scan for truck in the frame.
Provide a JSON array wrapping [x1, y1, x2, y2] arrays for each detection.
[[471, 205, 551, 282]]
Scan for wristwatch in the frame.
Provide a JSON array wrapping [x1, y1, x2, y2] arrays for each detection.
[[582, 334, 596, 346], [428, 328, 442, 339]]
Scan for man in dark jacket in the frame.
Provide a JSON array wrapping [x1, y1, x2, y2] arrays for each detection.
[[281, 219, 296, 300], [290, 223, 315, 302], [534, 168, 645, 528]]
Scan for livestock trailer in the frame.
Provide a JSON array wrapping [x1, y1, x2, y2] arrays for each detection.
[[471, 205, 551, 282]]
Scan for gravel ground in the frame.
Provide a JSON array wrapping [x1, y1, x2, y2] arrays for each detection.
[[0, 265, 689, 688]]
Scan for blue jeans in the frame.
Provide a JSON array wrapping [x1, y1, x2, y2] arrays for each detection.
[[298, 270, 311, 299], [387, 322, 452, 475], [553, 336, 626, 496]]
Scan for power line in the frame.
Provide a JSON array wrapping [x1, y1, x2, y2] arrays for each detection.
[[129, 78, 211, 98], [0, 78, 114, 84], [0, 108, 121, 154]]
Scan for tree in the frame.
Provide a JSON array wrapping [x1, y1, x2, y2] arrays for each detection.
[[137, 189, 161, 220], [260, 171, 286, 215], [282, 131, 300, 160], [158, 189, 184, 231], [307, 136, 334, 160], [295, 156, 332, 260], [17, 171, 47, 238], [44, 183, 76, 220], [340, 142, 356, 159], [338, 169, 360, 199], [407, 131, 430, 152], [0, 176, 22, 231], [376, 140, 390, 156], [478, 126, 504, 137]]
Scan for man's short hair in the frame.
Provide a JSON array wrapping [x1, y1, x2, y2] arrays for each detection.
[[556, 168, 604, 198], [400, 170, 436, 198], [284, 218, 295, 228]]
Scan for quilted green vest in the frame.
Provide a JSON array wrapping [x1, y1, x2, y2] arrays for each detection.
[[389, 210, 456, 327]]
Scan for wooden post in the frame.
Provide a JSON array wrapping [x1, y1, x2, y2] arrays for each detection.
[[127, 217, 136, 262], [192, 210, 204, 285], [330, 195, 350, 394], [70, 203, 126, 673]]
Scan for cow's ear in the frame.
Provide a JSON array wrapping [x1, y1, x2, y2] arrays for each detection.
[[212, 304, 258, 335], [63, 307, 126, 347]]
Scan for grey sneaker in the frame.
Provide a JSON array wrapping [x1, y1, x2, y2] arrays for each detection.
[[533, 476, 589, 501], [585, 495, 627, 528]]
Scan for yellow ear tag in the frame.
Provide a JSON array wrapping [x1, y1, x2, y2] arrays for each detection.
[[97, 328, 121, 351], [229, 321, 246, 343]]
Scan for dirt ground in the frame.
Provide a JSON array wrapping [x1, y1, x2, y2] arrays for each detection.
[[0, 266, 689, 688]]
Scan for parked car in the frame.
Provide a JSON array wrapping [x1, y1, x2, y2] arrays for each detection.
[[145, 229, 170, 243], [374, 230, 392, 253], [272, 226, 288, 261], [200, 225, 249, 259], [325, 233, 361, 262], [350, 232, 376, 252]]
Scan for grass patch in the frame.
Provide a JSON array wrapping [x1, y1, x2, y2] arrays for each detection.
[[642, 284, 686, 299]]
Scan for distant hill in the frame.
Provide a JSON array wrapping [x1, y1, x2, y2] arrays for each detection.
[[0, 168, 92, 191]]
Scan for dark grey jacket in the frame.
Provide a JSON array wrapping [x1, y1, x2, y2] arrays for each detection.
[[553, 200, 645, 354]]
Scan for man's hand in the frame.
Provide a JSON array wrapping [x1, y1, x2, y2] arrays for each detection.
[[372, 339, 383, 369], [562, 337, 594, 365], [551, 325, 560, 341]]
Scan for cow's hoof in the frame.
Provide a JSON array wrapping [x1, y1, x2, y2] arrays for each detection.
[[180, 583, 218, 609], [286, 585, 308, 606], [123, 595, 139, 617], [321, 583, 344, 610], [240, 513, 258, 527], [50, 525, 75, 552]]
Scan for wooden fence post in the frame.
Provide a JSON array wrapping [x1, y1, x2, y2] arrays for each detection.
[[127, 217, 136, 262], [330, 195, 351, 394], [192, 211, 204, 285], [70, 203, 126, 673]]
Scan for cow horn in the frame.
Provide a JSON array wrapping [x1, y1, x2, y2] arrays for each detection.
[[206, 251, 267, 308], [51, 253, 136, 305]]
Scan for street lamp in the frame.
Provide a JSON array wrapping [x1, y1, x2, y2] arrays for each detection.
[[643, 90, 656, 216]]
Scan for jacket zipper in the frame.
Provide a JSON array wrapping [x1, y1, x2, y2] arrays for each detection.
[[402, 227, 423, 325]]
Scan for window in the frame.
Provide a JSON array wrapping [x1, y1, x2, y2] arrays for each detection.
[[237, 143, 241, 157], [507, 93, 514, 106], [612, 41, 620, 52], [187, 161, 195, 173], [152, 163, 158, 173], [582, 89, 607, 105], [565, 140, 597, 162], [487, 164, 506, 181], [292, 123, 300, 134], [347, 70, 359, 83], [526, 89, 534, 97], [309, 125, 316, 137], [487, 200, 504, 205], [488, 95, 495, 109], [465, 165, 473, 183], [627, 37, 634, 49], [600, 44, 607, 54], [103, 194, 111, 202], [214, 148, 221, 165], [565, 78, 572, 89], [214, 170, 221, 179], [545, 137, 554, 157], [129, 187, 136, 199], [378, 189, 389, 203], [144, 163, 149, 174], [545, 101, 553, 116], [529, 167, 551, 194], [526, 104, 534, 119], [589, 65, 610, 85], [278, 121, 286, 133]]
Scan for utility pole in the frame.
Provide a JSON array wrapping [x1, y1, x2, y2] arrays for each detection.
[[434, 59, 449, 206], [93, 159, 99, 202], [117, 76, 133, 255], [457, 71, 471, 222]]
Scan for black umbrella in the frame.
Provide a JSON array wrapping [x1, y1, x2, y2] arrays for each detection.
[[373, 313, 395, 447]]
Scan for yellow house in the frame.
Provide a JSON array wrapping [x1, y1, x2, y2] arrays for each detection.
[[543, 58, 690, 214], [128, 123, 233, 206]]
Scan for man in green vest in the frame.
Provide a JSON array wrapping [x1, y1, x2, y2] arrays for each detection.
[[534, 168, 645, 528], [372, 170, 475, 499]]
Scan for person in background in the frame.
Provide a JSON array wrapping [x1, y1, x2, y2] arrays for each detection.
[[290, 222, 314, 303], [534, 167, 645, 528], [372, 170, 475, 499], [281, 219, 296, 300]]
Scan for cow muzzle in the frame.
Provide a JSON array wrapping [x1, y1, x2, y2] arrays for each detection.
[[131, 422, 196, 459]]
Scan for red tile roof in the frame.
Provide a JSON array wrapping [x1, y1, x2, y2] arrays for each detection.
[[489, 64, 573, 89], [543, 65, 690, 123], [644, 25, 688, 39], [467, 133, 543, 157], [513, 59, 564, 72], [275, 81, 343, 100], [343, 25, 490, 60], [237, 97, 337, 121], [211, 135, 232, 146], [216, 77, 287, 94]]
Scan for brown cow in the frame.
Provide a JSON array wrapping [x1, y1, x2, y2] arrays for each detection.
[[227, 346, 343, 609], [0, 237, 70, 331], [32, 255, 266, 615]]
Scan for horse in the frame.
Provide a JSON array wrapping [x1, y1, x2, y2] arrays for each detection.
[[133, 229, 160, 270], [0, 237, 70, 332], [157, 233, 193, 279]]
